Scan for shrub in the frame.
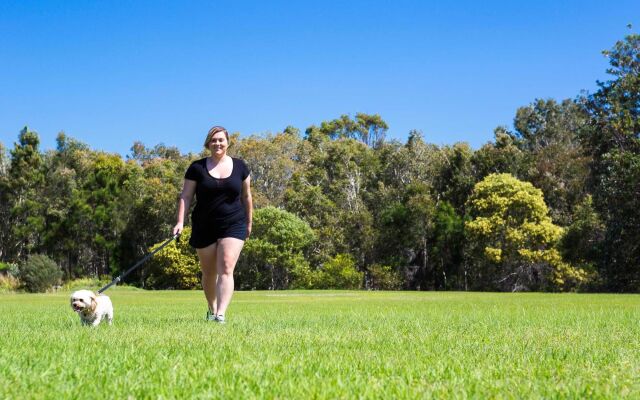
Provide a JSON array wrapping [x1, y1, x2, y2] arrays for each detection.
[[368, 264, 403, 290], [289, 260, 321, 289], [0, 262, 19, 276], [18, 254, 63, 293], [236, 207, 316, 289], [314, 254, 363, 289], [145, 227, 200, 289], [0, 274, 20, 293]]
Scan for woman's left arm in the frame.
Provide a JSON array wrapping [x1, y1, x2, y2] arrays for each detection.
[[241, 175, 253, 238]]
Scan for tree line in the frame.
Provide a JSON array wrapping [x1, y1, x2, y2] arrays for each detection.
[[1, 34, 638, 292]]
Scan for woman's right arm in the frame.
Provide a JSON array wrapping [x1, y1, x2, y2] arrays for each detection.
[[173, 179, 196, 235]]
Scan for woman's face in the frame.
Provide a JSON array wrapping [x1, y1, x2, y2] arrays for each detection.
[[208, 132, 228, 156]]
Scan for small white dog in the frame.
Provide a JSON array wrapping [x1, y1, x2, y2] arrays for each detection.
[[70, 289, 113, 326]]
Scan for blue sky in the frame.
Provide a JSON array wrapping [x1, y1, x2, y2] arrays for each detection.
[[1, 1, 638, 156]]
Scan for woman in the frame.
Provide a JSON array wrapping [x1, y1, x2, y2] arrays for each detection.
[[173, 126, 252, 323]]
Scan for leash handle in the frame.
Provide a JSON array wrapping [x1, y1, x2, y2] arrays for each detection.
[[98, 233, 179, 294]]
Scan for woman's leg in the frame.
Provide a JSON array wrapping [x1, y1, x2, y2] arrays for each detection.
[[215, 237, 245, 316], [196, 242, 218, 315]]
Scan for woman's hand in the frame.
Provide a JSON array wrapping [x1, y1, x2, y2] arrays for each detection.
[[173, 222, 184, 236], [174, 179, 195, 237], [246, 221, 252, 239]]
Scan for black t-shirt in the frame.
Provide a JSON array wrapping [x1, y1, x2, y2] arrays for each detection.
[[185, 157, 250, 227]]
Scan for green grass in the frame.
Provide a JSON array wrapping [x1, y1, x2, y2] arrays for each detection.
[[1, 290, 639, 399]]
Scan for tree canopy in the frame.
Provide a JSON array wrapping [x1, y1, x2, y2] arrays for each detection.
[[1, 33, 639, 292]]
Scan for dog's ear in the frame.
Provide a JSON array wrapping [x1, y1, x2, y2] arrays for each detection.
[[90, 296, 97, 312]]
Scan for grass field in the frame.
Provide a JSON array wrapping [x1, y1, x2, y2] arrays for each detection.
[[1, 290, 639, 399]]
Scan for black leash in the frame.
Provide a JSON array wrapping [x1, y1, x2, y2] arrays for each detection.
[[98, 234, 180, 294]]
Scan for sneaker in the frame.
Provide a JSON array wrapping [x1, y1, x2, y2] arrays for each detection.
[[215, 314, 226, 324], [206, 310, 217, 322]]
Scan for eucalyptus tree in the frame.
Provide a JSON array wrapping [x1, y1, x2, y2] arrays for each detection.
[[304, 113, 388, 148], [355, 113, 388, 148], [118, 146, 192, 285], [374, 131, 442, 288], [284, 172, 342, 264], [580, 33, 640, 291], [0, 142, 10, 260], [512, 98, 590, 225], [289, 117, 386, 267], [231, 129, 304, 207], [471, 128, 527, 181], [67, 152, 133, 277], [432, 142, 476, 213], [0, 142, 8, 175], [288, 135, 378, 266], [284, 126, 343, 262], [431, 201, 465, 290], [559, 195, 604, 286], [39, 133, 88, 278], [128, 141, 182, 164], [324, 138, 380, 266], [6, 127, 46, 259]]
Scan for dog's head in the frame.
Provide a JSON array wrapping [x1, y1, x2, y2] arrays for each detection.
[[70, 290, 97, 314]]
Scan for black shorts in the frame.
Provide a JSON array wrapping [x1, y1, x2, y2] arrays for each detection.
[[189, 219, 247, 249]]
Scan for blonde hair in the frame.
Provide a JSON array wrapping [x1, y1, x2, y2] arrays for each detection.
[[203, 126, 230, 149]]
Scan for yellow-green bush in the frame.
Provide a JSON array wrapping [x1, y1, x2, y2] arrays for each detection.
[[313, 254, 363, 289], [0, 274, 20, 293], [368, 264, 403, 290], [144, 227, 200, 289]]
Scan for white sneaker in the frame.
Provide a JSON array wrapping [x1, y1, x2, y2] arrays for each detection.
[[206, 310, 217, 321], [215, 314, 226, 324]]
